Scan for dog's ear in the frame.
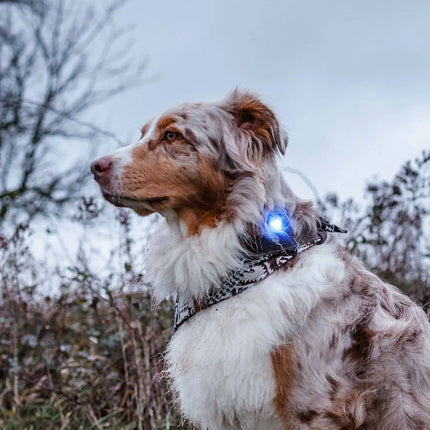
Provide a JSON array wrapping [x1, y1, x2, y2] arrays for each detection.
[[222, 89, 287, 164]]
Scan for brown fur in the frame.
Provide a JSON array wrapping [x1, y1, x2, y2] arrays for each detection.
[[123, 131, 228, 234], [271, 344, 298, 430], [140, 122, 149, 138], [225, 89, 287, 163]]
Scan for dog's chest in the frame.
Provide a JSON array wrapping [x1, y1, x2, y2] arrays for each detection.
[[166, 285, 286, 430]]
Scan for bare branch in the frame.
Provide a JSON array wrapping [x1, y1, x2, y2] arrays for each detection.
[[0, 0, 145, 225]]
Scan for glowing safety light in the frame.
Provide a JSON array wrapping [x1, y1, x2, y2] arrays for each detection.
[[264, 210, 291, 237], [268, 215, 284, 233]]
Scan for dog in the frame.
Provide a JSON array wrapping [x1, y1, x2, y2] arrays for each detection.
[[91, 90, 430, 429]]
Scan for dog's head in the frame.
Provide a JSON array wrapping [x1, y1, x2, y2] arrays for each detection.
[[91, 90, 287, 235]]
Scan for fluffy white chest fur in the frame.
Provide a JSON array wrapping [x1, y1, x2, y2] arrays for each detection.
[[165, 245, 344, 430]]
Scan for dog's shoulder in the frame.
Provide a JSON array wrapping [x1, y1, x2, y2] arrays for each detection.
[[285, 246, 430, 429]]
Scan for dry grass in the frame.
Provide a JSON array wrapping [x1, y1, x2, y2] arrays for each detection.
[[0, 288, 193, 429], [0, 227, 193, 430]]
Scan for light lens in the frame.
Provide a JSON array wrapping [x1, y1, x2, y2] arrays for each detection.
[[264, 210, 291, 237], [268, 216, 284, 233]]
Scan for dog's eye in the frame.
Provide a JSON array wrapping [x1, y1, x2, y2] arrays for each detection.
[[165, 131, 177, 141]]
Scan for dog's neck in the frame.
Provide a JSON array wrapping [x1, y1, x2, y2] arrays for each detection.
[[173, 221, 335, 330], [147, 206, 346, 331], [146, 172, 320, 303], [146, 214, 247, 303], [146, 212, 321, 303]]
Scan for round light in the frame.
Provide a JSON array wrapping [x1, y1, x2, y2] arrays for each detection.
[[262, 209, 295, 245], [269, 216, 284, 233]]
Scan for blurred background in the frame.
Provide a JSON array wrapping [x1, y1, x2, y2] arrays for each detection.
[[0, 0, 429, 428]]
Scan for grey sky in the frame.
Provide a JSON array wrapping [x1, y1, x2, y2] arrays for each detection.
[[97, 0, 430, 201]]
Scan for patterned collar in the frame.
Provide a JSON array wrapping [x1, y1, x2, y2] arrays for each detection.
[[174, 218, 346, 331]]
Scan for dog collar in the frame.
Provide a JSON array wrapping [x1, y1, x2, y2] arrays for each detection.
[[174, 218, 346, 331]]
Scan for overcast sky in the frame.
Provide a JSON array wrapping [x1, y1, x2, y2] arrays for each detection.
[[95, 0, 430, 201]]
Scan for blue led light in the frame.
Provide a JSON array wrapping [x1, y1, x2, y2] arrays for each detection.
[[268, 215, 285, 233], [264, 209, 292, 238]]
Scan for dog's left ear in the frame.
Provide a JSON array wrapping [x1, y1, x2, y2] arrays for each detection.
[[222, 89, 287, 164]]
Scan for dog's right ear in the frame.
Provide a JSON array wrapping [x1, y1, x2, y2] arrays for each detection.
[[222, 89, 287, 165]]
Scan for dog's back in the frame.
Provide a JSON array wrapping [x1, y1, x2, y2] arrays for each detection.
[[278, 248, 430, 429]]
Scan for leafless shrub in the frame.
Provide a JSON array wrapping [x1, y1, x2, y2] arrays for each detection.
[[0, 215, 191, 429], [320, 150, 430, 308]]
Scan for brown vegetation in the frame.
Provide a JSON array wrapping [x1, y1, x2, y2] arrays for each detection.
[[0, 219, 189, 429]]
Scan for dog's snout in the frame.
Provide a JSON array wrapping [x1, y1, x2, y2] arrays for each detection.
[[91, 156, 113, 179]]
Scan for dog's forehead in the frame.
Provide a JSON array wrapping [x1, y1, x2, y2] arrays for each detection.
[[155, 102, 220, 128], [140, 100, 227, 144]]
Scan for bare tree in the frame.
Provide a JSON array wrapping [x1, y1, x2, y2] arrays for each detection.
[[0, 0, 143, 225]]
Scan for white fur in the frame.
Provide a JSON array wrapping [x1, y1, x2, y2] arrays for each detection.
[[109, 115, 159, 178], [163, 242, 344, 430], [110, 143, 135, 177], [145, 210, 345, 430], [147, 218, 246, 302]]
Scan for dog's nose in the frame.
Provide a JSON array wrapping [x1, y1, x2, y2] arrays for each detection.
[[91, 156, 113, 179]]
